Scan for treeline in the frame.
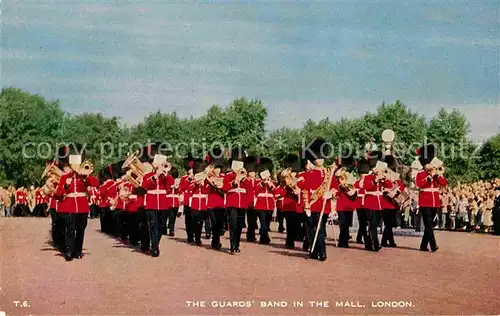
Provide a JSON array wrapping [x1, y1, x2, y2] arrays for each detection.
[[0, 87, 499, 187]]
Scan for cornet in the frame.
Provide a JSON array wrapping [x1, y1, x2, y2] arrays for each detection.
[[78, 160, 94, 176]]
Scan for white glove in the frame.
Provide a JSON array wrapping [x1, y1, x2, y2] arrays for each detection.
[[305, 208, 311, 217], [329, 212, 338, 221]]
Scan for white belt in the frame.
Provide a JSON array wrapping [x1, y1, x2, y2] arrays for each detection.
[[147, 190, 167, 194], [166, 194, 178, 198], [66, 193, 87, 198], [257, 193, 274, 198], [129, 195, 137, 199], [365, 191, 383, 196], [357, 194, 365, 197], [228, 188, 246, 194], [192, 194, 208, 198], [422, 188, 439, 192]]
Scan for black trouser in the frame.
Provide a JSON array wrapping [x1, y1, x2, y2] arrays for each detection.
[[89, 204, 99, 219], [204, 215, 212, 237], [145, 210, 168, 251], [183, 206, 195, 243], [356, 208, 369, 243], [228, 207, 246, 250], [420, 207, 438, 250], [13, 204, 30, 217], [209, 208, 225, 247], [166, 207, 179, 234], [283, 211, 297, 247], [100, 206, 109, 233], [50, 208, 64, 250], [256, 210, 270, 244], [118, 210, 129, 240], [110, 210, 120, 236], [308, 212, 327, 258], [126, 212, 140, 245], [137, 208, 151, 249], [367, 210, 381, 248], [192, 210, 209, 243], [60, 212, 88, 256], [381, 209, 397, 246], [414, 211, 422, 232], [33, 204, 45, 217], [277, 209, 285, 231], [246, 207, 258, 241], [300, 213, 310, 250], [338, 211, 354, 247], [266, 210, 273, 231]]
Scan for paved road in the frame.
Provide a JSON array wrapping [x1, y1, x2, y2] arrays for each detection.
[[1, 217, 499, 315]]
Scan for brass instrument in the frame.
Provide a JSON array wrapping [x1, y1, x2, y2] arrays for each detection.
[[122, 150, 149, 187], [309, 165, 336, 205], [41, 162, 63, 195], [336, 167, 357, 200], [77, 160, 94, 176]]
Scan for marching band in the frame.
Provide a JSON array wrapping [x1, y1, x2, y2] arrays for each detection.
[[29, 130, 449, 262]]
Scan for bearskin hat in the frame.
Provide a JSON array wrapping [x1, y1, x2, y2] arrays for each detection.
[[192, 158, 207, 175], [340, 152, 356, 172], [206, 147, 224, 163], [183, 153, 195, 172], [258, 157, 274, 173], [170, 166, 179, 179], [115, 160, 126, 178], [367, 150, 382, 169], [244, 156, 258, 173], [384, 155, 398, 172], [139, 141, 169, 163], [283, 154, 302, 173], [99, 165, 113, 183], [229, 147, 247, 162], [56, 143, 86, 167], [304, 138, 329, 162], [357, 158, 370, 175], [418, 144, 436, 166]]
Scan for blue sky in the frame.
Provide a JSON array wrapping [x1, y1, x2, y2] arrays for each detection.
[[3, 1, 499, 141]]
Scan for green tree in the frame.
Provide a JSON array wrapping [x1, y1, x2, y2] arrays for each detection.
[[475, 133, 500, 180], [59, 113, 126, 170], [427, 108, 474, 183], [0, 88, 64, 186]]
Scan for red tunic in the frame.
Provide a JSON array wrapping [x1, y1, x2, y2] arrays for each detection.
[[254, 179, 281, 211], [55, 172, 99, 213], [206, 176, 225, 209], [334, 177, 358, 212], [189, 181, 209, 211], [354, 177, 366, 209], [88, 186, 98, 205], [302, 168, 336, 214], [179, 175, 193, 206], [222, 172, 252, 209], [115, 182, 134, 211], [383, 179, 406, 210], [244, 178, 258, 208], [416, 170, 447, 208], [127, 186, 144, 212], [98, 180, 115, 208], [362, 174, 393, 211], [166, 186, 180, 209], [35, 189, 44, 205], [142, 172, 175, 210], [15, 191, 27, 205]]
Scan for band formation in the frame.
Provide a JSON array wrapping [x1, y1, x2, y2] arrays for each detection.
[[20, 130, 450, 262]]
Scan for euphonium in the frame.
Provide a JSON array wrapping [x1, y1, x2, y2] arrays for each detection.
[[122, 150, 146, 187], [41, 163, 63, 194], [336, 167, 357, 200]]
